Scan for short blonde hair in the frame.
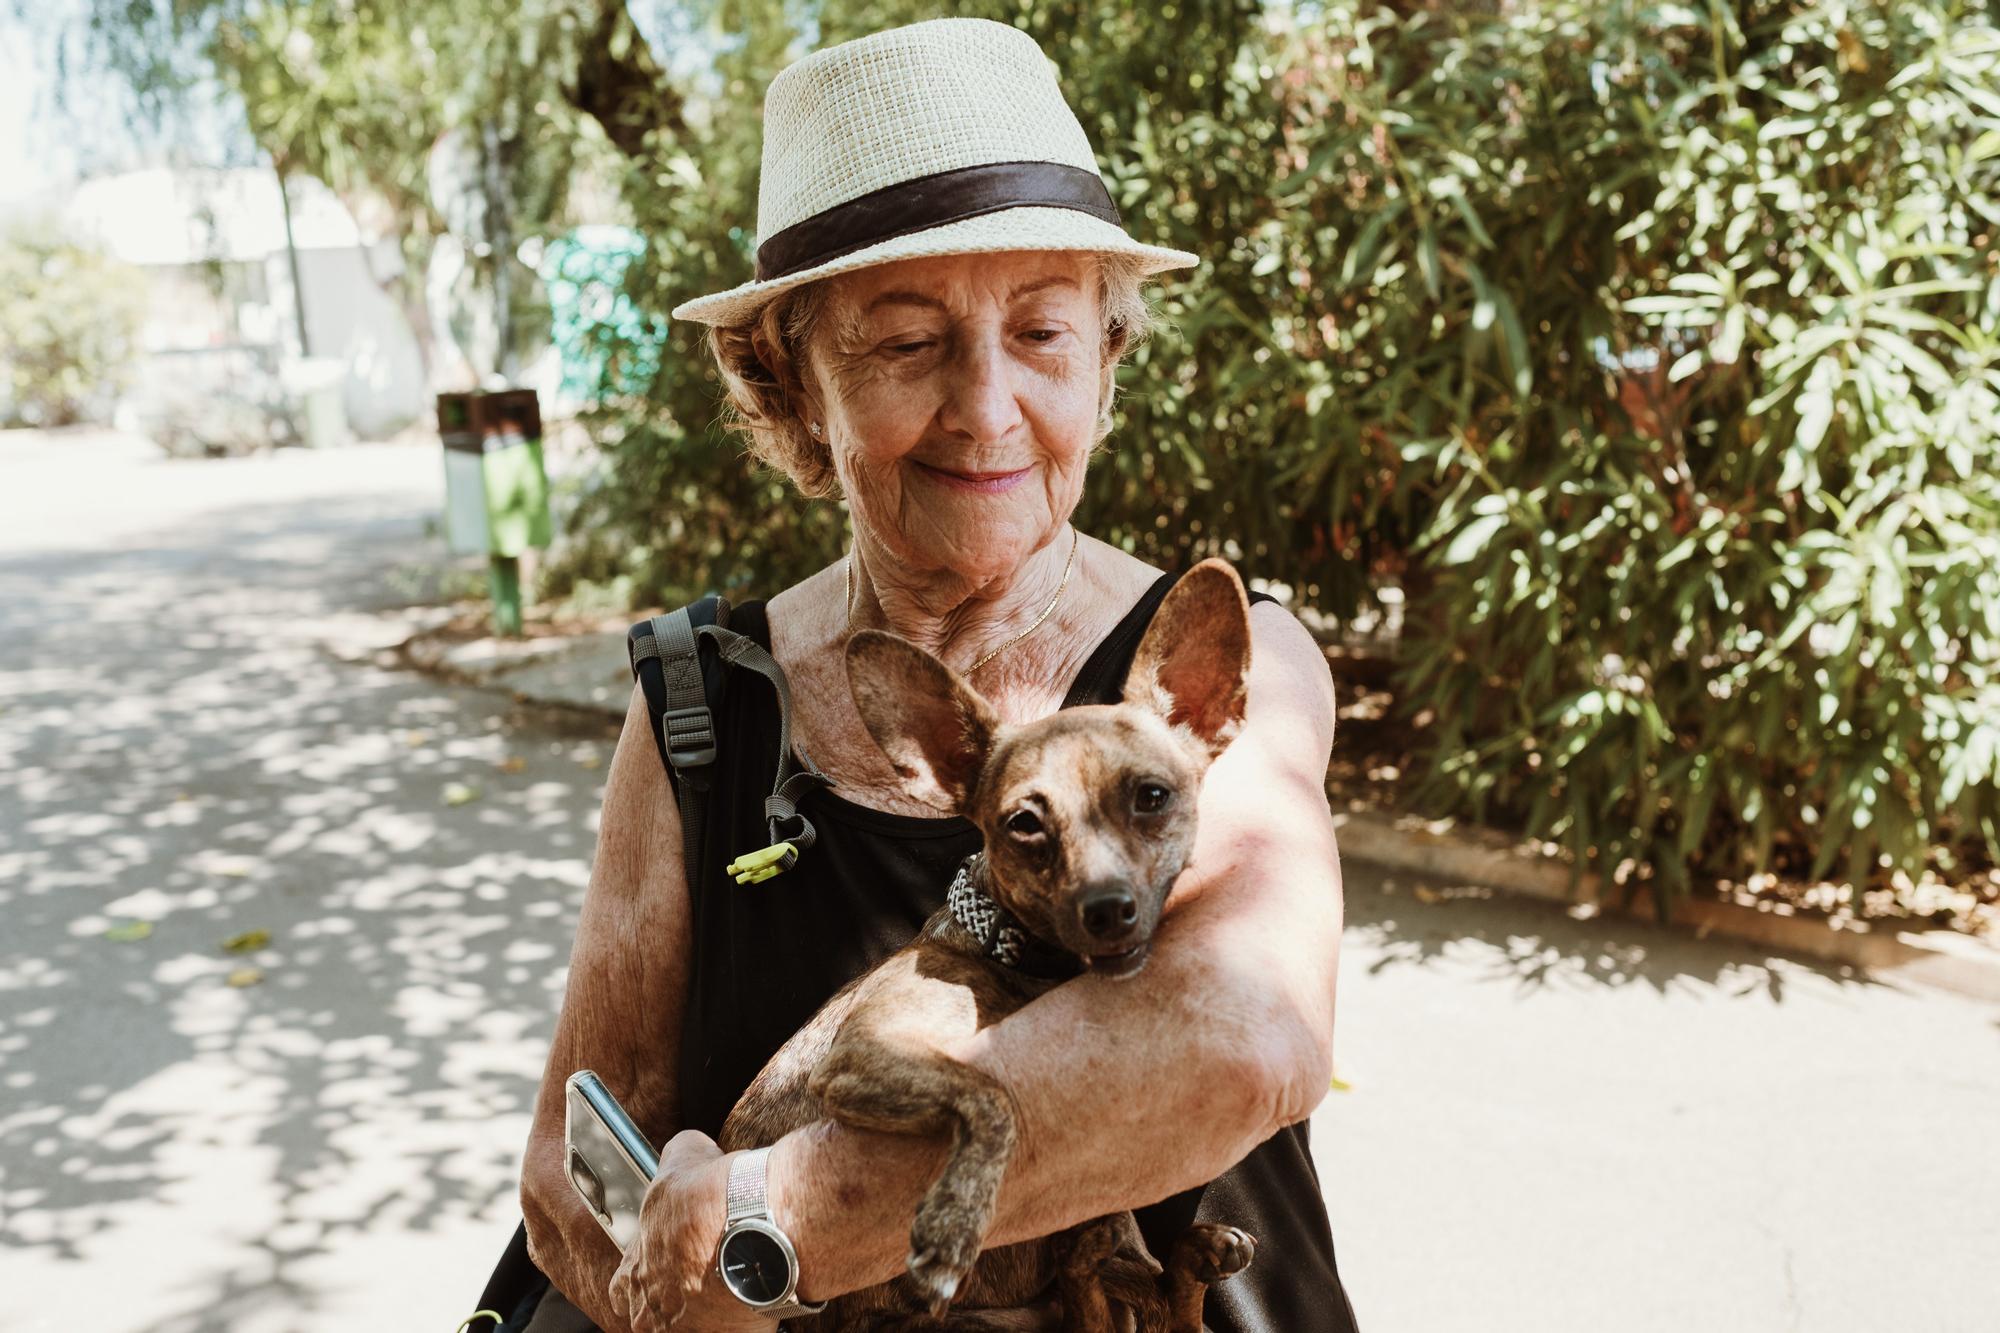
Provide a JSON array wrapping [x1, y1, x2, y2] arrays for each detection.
[[707, 253, 1158, 499]]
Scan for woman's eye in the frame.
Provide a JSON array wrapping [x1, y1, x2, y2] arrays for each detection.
[[1134, 782, 1172, 814], [886, 340, 935, 356], [1021, 328, 1062, 345], [1006, 809, 1045, 838]]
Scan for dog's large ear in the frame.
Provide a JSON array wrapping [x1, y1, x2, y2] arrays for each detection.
[[1123, 559, 1253, 757], [845, 630, 1002, 811]]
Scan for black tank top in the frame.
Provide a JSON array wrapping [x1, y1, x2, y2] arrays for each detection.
[[674, 571, 1359, 1332]]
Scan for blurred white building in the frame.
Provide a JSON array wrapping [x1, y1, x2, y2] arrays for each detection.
[[59, 165, 428, 442]]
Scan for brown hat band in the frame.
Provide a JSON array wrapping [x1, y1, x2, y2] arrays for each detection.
[[753, 160, 1122, 282]]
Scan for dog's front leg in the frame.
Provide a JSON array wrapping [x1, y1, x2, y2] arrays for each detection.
[[1160, 1224, 1256, 1333], [1050, 1214, 1161, 1333], [809, 1025, 1019, 1313]]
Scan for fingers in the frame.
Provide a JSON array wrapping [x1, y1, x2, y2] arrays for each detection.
[[657, 1128, 724, 1175]]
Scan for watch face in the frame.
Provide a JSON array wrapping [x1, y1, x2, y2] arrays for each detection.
[[720, 1226, 792, 1306]]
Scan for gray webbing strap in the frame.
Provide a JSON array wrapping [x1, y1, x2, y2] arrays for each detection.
[[697, 626, 831, 851], [636, 607, 714, 874], [629, 607, 832, 872]]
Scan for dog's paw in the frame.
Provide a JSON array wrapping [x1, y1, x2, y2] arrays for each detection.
[[1058, 1215, 1125, 1275], [906, 1206, 982, 1312], [1174, 1223, 1256, 1284], [905, 1245, 972, 1313]]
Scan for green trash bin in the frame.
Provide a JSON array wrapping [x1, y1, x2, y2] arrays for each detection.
[[438, 389, 552, 635]]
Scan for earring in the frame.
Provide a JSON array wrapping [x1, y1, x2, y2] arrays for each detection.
[[809, 421, 823, 437]]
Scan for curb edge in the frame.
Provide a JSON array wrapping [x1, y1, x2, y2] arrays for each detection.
[[1333, 810, 2000, 1005]]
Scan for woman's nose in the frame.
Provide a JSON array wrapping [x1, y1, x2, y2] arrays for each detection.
[[937, 332, 1024, 444]]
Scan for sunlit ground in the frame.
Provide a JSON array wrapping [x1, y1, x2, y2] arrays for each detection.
[[0, 432, 612, 1332]]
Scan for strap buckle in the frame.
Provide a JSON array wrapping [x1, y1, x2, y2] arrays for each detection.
[[727, 842, 799, 885], [661, 704, 717, 770]]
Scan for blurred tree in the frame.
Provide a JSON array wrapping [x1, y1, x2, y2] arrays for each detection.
[[53, 0, 684, 385], [0, 226, 149, 427]]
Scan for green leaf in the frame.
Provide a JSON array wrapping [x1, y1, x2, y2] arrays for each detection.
[[1492, 288, 1532, 399], [1441, 513, 1509, 565]]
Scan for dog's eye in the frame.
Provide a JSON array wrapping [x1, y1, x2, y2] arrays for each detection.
[[1134, 782, 1172, 814], [1005, 809, 1045, 838]]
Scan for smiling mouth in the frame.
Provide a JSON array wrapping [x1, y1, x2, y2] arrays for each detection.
[[913, 460, 1033, 494], [1085, 941, 1151, 979]]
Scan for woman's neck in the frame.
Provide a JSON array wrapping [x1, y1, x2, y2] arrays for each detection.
[[847, 525, 1079, 677]]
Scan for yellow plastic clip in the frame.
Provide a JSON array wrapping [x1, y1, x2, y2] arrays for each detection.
[[727, 842, 799, 885]]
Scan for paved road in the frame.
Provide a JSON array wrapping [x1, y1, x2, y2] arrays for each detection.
[[2, 433, 1996, 1332]]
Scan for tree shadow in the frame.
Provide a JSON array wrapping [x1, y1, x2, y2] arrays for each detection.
[[0, 470, 618, 1325], [1339, 863, 1877, 1003]]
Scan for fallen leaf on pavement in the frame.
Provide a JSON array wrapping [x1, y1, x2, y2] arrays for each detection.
[[104, 921, 153, 942], [1329, 1071, 1355, 1092], [498, 756, 527, 774], [444, 782, 482, 806], [222, 929, 270, 954], [577, 753, 603, 770], [225, 967, 264, 988], [1413, 885, 1442, 904], [405, 730, 430, 747]]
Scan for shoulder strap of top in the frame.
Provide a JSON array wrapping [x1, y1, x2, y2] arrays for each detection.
[[1061, 570, 1282, 709], [1062, 572, 1178, 708]]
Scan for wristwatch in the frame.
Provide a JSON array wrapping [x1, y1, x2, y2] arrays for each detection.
[[716, 1147, 825, 1320]]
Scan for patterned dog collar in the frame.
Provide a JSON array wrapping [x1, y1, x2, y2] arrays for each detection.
[[945, 854, 1084, 981]]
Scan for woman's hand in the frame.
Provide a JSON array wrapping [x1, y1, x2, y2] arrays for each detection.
[[609, 1132, 780, 1332]]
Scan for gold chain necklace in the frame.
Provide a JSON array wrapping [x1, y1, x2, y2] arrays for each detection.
[[845, 528, 1080, 674]]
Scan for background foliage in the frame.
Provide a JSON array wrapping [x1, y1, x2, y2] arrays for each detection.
[[75, 0, 2000, 912], [0, 226, 149, 427]]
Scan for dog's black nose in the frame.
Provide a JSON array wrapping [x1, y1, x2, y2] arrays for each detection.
[[1080, 888, 1139, 939]]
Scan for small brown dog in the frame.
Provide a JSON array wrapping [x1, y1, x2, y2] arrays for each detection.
[[719, 559, 1259, 1330]]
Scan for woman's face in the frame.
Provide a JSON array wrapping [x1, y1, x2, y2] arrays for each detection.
[[806, 251, 1103, 589]]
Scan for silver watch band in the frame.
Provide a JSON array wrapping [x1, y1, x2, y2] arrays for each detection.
[[726, 1146, 770, 1224]]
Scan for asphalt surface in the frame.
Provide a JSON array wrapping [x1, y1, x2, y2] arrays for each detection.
[[2, 432, 1996, 1332]]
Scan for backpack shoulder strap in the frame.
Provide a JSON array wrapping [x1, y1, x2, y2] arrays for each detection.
[[626, 597, 834, 885], [628, 596, 729, 874]]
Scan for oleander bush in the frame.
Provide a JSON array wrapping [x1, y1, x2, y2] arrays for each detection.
[[1290, 1, 2000, 909], [560, 0, 2000, 911]]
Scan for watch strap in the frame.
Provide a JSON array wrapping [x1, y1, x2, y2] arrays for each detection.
[[726, 1146, 769, 1225]]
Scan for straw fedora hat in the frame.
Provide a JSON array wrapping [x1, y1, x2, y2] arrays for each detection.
[[670, 17, 1198, 327]]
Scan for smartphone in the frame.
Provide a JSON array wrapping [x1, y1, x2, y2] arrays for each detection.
[[564, 1070, 659, 1253]]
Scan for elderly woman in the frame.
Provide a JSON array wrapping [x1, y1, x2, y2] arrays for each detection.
[[515, 17, 1354, 1332]]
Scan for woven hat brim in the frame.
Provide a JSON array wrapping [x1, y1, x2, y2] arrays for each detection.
[[671, 206, 1198, 326]]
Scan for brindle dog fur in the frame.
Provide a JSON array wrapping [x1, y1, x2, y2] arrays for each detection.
[[718, 560, 1260, 1332]]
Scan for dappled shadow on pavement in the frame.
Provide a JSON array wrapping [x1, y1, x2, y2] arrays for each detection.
[[0, 459, 616, 1330], [1338, 863, 1874, 1003]]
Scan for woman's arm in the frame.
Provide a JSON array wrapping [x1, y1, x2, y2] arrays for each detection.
[[644, 604, 1343, 1307], [521, 685, 696, 1331]]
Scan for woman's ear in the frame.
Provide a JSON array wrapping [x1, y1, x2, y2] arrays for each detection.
[[845, 631, 1002, 811], [1122, 559, 1253, 757], [1103, 315, 1130, 363]]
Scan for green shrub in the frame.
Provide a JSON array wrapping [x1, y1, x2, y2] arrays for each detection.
[[0, 228, 149, 428], [1275, 1, 2000, 907]]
